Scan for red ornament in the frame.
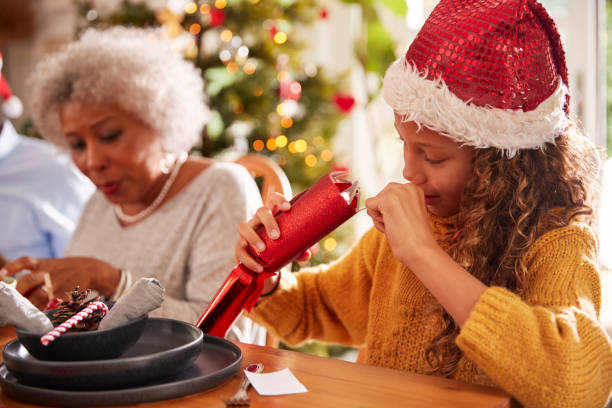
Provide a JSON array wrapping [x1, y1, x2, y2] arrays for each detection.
[[43, 297, 63, 311], [269, 25, 278, 39], [333, 93, 355, 114], [209, 8, 226, 27]]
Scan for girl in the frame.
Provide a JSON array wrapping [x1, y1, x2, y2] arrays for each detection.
[[235, 0, 612, 406]]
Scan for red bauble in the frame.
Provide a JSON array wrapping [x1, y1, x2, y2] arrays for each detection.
[[269, 25, 278, 39], [333, 93, 355, 114], [210, 8, 226, 27]]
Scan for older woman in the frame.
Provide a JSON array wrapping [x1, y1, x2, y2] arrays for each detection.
[[0, 27, 266, 344]]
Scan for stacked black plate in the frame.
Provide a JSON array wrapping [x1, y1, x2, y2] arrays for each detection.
[[0, 318, 242, 407]]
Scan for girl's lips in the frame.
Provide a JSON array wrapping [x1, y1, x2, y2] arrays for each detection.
[[425, 195, 440, 205], [98, 182, 119, 195]]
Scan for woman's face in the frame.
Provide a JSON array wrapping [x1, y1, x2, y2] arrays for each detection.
[[394, 113, 474, 217], [59, 100, 166, 206]]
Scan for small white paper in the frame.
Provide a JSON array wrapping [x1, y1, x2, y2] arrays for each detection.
[[244, 368, 308, 396]]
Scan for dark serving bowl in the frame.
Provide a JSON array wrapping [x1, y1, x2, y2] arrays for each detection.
[[13, 302, 148, 361]]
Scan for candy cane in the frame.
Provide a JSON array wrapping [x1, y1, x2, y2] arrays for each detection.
[[40, 301, 108, 346]]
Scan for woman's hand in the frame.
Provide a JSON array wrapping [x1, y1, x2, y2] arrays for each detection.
[[0, 256, 121, 309], [365, 182, 439, 268]]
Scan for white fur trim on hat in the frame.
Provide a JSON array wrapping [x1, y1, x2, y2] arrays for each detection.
[[382, 57, 569, 158], [2, 94, 23, 118]]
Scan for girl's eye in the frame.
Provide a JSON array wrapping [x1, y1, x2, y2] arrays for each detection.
[[101, 129, 122, 142], [68, 140, 86, 151], [425, 156, 446, 165]]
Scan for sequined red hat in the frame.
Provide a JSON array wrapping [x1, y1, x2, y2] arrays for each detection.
[[0, 52, 23, 118], [383, 0, 569, 157]]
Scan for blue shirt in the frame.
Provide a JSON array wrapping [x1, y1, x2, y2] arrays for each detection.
[[0, 120, 94, 260]]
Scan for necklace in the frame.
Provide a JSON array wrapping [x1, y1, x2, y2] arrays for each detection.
[[114, 152, 188, 224]]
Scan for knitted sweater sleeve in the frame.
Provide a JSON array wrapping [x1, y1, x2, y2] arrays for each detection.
[[456, 224, 612, 408], [248, 227, 380, 347]]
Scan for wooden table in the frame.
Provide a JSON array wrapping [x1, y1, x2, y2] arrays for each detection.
[[0, 326, 513, 408]]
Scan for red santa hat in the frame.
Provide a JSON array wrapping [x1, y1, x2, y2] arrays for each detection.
[[383, 0, 569, 157], [0, 52, 23, 118]]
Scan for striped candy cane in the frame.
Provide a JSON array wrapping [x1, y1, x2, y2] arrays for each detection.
[[40, 301, 109, 346]]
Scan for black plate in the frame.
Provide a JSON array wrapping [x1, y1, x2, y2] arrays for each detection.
[[3, 318, 203, 390], [0, 335, 242, 407]]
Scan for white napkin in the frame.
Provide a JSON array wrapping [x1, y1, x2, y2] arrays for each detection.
[[99, 277, 164, 330], [244, 368, 308, 396], [0, 281, 54, 334]]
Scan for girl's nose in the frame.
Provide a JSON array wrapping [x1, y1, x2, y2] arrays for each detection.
[[402, 159, 426, 185]]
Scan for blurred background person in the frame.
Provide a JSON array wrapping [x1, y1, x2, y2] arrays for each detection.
[[0, 27, 266, 345], [0, 51, 94, 261]]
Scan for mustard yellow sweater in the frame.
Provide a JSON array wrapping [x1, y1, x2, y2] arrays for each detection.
[[249, 216, 612, 408]]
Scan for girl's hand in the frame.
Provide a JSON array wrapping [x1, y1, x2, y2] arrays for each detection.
[[365, 182, 439, 267], [235, 192, 310, 277], [0, 256, 121, 309]]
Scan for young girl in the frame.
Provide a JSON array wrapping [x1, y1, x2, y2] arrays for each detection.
[[235, 0, 612, 406]]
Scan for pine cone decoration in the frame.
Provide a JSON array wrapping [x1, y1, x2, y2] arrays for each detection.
[[50, 286, 105, 332]]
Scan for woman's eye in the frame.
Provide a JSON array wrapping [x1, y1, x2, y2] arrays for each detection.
[[68, 140, 86, 151], [101, 129, 122, 142]]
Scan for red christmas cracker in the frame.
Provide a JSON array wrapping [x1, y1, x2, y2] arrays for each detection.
[[196, 171, 359, 338], [40, 301, 108, 346]]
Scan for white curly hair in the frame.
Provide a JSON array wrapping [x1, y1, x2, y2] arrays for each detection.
[[28, 26, 209, 154]]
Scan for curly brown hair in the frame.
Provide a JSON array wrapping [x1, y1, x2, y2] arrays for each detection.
[[424, 124, 602, 377]]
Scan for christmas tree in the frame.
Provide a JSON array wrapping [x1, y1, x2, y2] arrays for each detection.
[[74, 0, 361, 264]]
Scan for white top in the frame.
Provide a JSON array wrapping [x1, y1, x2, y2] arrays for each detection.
[[64, 162, 266, 345]]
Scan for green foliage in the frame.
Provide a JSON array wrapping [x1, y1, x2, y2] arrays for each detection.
[[342, 0, 404, 79]]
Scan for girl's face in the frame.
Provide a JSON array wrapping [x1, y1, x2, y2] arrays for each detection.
[[59, 100, 167, 207], [395, 113, 474, 217]]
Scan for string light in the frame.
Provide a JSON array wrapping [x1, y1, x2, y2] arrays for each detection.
[[215, 0, 227, 9], [288, 141, 297, 153], [321, 149, 333, 161], [200, 4, 210, 13], [220, 29, 233, 42], [253, 87, 263, 97], [185, 2, 198, 14], [266, 138, 277, 151], [305, 154, 317, 167], [226, 62, 239, 74], [294, 139, 307, 153], [276, 135, 288, 148], [237, 46, 249, 59], [189, 23, 201, 34], [219, 50, 232, 62], [253, 140, 265, 151], [243, 61, 256, 75], [324, 238, 337, 251], [274, 32, 288, 44], [280, 117, 293, 128]]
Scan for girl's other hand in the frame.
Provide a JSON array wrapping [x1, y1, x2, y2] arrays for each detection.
[[235, 192, 311, 273], [235, 192, 290, 273]]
